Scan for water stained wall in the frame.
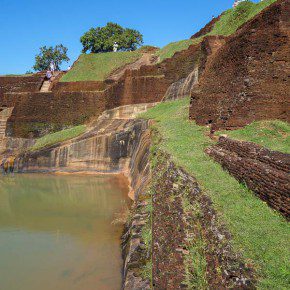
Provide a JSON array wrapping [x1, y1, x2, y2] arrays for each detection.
[[163, 67, 199, 101], [16, 104, 154, 177]]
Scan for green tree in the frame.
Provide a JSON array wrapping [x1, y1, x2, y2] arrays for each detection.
[[80, 22, 143, 53], [33, 45, 70, 71]]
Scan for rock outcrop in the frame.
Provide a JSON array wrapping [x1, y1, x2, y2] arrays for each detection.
[[190, 0, 290, 129], [16, 103, 156, 174]]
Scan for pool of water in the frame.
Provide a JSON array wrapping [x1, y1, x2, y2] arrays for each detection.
[[0, 173, 130, 290]]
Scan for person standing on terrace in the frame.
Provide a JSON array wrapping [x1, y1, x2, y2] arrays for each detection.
[[50, 61, 56, 74], [113, 42, 119, 52]]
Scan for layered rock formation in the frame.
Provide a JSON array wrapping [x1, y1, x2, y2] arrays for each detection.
[[206, 136, 290, 219], [16, 103, 156, 174], [190, 0, 290, 129]]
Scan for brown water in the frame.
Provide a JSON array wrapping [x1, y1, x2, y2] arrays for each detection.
[[0, 173, 130, 290]]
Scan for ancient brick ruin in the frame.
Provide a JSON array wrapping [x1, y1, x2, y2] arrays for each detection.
[[206, 136, 290, 219], [189, 0, 290, 129]]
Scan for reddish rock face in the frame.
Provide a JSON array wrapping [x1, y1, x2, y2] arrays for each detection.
[[190, 0, 290, 129]]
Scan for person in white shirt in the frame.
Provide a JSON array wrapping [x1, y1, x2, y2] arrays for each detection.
[[50, 61, 55, 74], [113, 42, 119, 52]]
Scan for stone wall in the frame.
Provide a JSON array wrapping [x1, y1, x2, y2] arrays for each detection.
[[163, 36, 225, 101], [122, 142, 256, 289], [190, 0, 290, 129], [206, 137, 290, 219], [52, 80, 107, 92], [149, 150, 255, 289], [3, 91, 105, 137], [0, 73, 45, 98], [122, 200, 151, 290]]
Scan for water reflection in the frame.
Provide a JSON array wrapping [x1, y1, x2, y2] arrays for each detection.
[[0, 174, 129, 290]]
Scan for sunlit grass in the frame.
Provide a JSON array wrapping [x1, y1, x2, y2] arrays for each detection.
[[156, 39, 196, 63], [156, 0, 277, 64], [60, 51, 141, 82], [209, 0, 277, 36], [220, 120, 290, 153], [140, 98, 290, 289], [31, 125, 86, 151]]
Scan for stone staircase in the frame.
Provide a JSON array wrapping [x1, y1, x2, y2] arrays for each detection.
[[40, 80, 51, 92], [0, 107, 14, 152]]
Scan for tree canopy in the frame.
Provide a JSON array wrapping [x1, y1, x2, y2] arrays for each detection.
[[33, 45, 70, 71], [80, 22, 143, 53]]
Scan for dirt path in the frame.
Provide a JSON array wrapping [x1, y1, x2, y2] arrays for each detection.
[[108, 53, 158, 81]]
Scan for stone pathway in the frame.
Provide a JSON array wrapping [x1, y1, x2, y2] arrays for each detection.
[[40, 80, 51, 92]]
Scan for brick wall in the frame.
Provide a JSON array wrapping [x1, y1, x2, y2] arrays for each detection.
[[190, 0, 290, 129], [0, 73, 45, 98], [206, 137, 290, 219]]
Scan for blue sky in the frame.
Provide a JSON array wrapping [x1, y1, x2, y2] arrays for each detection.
[[0, 0, 255, 75]]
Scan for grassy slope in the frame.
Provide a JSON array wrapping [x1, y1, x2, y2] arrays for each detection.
[[156, 39, 198, 63], [140, 98, 290, 289], [209, 0, 277, 36], [60, 51, 141, 82], [220, 120, 290, 154], [156, 0, 277, 63], [31, 125, 86, 151]]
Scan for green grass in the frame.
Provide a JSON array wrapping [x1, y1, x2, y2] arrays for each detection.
[[182, 197, 209, 290], [31, 125, 86, 151], [209, 0, 277, 36], [60, 51, 141, 82], [140, 200, 153, 282], [156, 39, 198, 63], [220, 120, 290, 154], [140, 98, 290, 289]]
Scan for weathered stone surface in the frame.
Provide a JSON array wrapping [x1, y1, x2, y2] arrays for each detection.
[[151, 151, 255, 289], [0, 73, 45, 99], [206, 137, 290, 219], [163, 36, 226, 101], [190, 0, 290, 129], [15, 104, 154, 174], [122, 201, 151, 290]]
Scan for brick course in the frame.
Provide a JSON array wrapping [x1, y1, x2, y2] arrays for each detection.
[[206, 137, 290, 219]]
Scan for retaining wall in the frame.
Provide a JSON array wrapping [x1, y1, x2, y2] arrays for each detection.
[[206, 137, 290, 219]]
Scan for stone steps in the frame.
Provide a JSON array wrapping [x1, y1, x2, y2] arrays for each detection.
[[40, 80, 51, 92]]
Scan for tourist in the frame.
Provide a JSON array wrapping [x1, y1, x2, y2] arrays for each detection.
[[113, 42, 119, 52], [50, 61, 56, 74], [46, 70, 52, 81]]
